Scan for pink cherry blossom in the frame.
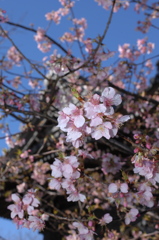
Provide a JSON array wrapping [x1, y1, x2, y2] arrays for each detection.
[[118, 44, 133, 59], [101, 87, 122, 110], [60, 32, 75, 42], [49, 156, 85, 202], [28, 216, 45, 231], [120, 183, 129, 193], [57, 111, 70, 131], [20, 151, 29, 159], [49, 178, 62, 190], [110, 115, 130, 137], [94, 0, 112, 10], [0, 8, 7, 22], [137, 182, 153, 203], [84, 94, 105, 119], [7, 194, 24, 219], [29, 95, 40, 112], [91, 121, 112, 140], [63, 103, 85, 128], [62, 178, 76, 193], [102, 153, 122, 174], [72, 222, 95, 239], [37, 42, 52, 53], [73, 18, 87, 29], [45, 10, 61, 24], [62, 156, 80, 179], [73, 222, 89, 235], [16, 182, 27, 193], [67, 191, 86, 202], [34, 28, 45, 42], [7, 46, 23, 64], [5, 134, 15, 148], [50, 158, 63, 178], [22, 189, 40, 207], [57, 87, 129, 146], [12, 76, 21, 88], [108, 183, 128, 193], [108, 183, 118, 193], [125, 208, 139, 225], [13, 217, 25, 229], [83, 38, 93, 53], [100, 213, 113, 225], [66, 124, 83, 142]]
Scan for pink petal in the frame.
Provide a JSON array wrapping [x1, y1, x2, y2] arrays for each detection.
[[102, 87, 115, 98], [113, 94, 122, 105], [108, 183, 118, 193], [74, 115, 85, 128], [12, 194, 20, 203], [90, 116, 103, 127], [120, 183, 128, 193]]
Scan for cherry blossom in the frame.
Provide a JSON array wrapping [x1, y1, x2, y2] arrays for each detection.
[[22, 189, 40, 207], [125, 208, 139, 225], [7, 46, 23, 64], [94, 0, 112, 10], [118, 44, 133, 60], [34, 28, 46, 42], [5, 134, 15, 148], [58, 87, 129, 147], [28, 216, 45, 231], [16, 182, 27, 193], [99, 213, 113, 225], [49, 178, 62, 190], [108, 182, 128, 193], [63, 103, 85, 128], [7, 190, 48, 231], [50, 158, 63, 178], [7, 194, 24, 219], [49, 156, 85, 202], [67, 191, 86, 202], [0, 8, 7, 21], [91, 121, 112, 140], [100, 87, 122, 111], [102, 153, 122, 174], [72, 222, 95, 240]]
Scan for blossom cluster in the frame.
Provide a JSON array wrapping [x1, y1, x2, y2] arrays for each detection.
[[0, 8, 7, 22], [45, 0, 74, 24], [49, 156, 86, 202], [5, 134, 25, 149], [125, 208, 139, 225], [31, 161, 50, 185], [7, 189, 48, 231], [118, 38, 154, 61], [71, 222, 95, 240], [66, 214, 113, 239], [7, 46, 23, 65], [102, 153, 123, 174], [34, 28, 52, 53], [60, 17, 87, 43], [94, 0, 129, 12], [132, 133, 159, 186], [135, 1, 159, 33], [57, 87, 130, 148]]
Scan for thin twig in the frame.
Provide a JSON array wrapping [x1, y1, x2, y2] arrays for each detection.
[[0, 25, 50, 81], [107, 79, 159, 105], [1, 20, 73, 57]]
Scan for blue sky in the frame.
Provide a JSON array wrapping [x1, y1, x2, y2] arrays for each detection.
[[0, 0, 159, 239], [0, 0, 158, 150], [0, 217, 43, 240], [1, 0, 158, 59]]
